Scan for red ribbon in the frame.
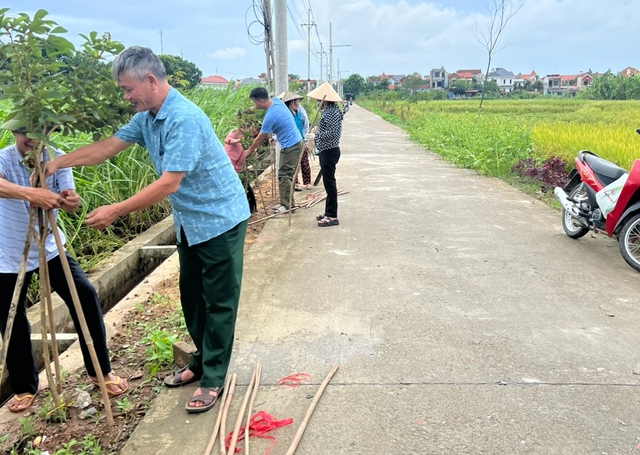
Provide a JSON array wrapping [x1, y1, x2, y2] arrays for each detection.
[[277, 373, 311, 388], [225, 411, 294, 454]]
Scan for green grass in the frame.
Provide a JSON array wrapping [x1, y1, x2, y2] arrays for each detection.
[[360, 98, 640, 177]]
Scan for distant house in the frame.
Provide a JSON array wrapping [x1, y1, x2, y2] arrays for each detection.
[[518, 70, 537, 82], [238, 77, 266, 87], [486, 68, 518, 92], [200, 75, 229, 89], [542, 73, 591, 96], [386, 74, 406, 86], [449, 69, 483, 83], [430, 67, 448, 89], [619, 67, 640, 77]]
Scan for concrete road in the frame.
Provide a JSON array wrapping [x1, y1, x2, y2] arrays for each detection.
[[122, 104, 640, 455]]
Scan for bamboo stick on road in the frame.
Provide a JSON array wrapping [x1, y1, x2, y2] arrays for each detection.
[[227, 367, 258, 455], [245, 363, 262, 455], [219, 373, 237, 455], [203, 374, 233, 455], [284, 363, 339, 455]]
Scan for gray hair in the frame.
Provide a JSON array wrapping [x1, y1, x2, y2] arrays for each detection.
[[112, 46, 167, 81]]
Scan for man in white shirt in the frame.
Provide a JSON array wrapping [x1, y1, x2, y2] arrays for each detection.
[[0, 118, 128, 412]]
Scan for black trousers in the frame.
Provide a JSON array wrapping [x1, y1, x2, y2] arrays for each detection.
[[319, 146, 341, 218], [0, 253, 111, 395]]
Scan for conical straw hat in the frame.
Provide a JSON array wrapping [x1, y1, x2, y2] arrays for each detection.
[[279, 91, 304, 103], [307, 82, 342, 102]]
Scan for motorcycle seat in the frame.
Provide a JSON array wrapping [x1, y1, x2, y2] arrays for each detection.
[[583, 153, 627, 186]]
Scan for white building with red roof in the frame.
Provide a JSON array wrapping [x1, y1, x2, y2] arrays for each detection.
[[200, 75, 229, 89]]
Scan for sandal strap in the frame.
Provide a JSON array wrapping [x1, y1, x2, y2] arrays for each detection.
[[189, 387, 221, 405]]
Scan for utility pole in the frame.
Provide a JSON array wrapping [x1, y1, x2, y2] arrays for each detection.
[[328, 22, 351, 87], [317, 43, 326, 84], [274, 0, 288, 96], [159, 30, 163, 55], [329, 23, 332, 84], [262, 0, 275, 95], [302, 9, 315, 92]]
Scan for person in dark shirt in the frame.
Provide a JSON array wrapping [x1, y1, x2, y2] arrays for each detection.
[[306, 83, 343, 227]]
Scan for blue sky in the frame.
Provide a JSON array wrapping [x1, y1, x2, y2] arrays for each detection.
[[4, 0, 640, 82]]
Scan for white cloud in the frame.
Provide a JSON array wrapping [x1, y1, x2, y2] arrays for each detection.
[[6, 0, 640, 81], [208, 47, 247, 60]]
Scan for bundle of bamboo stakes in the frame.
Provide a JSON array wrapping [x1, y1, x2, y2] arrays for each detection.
[[204, 362, 339, 455], [247, 189, 349, 227], [0, 144, 115, 424]]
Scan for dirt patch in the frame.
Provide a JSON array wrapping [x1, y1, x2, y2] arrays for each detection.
[[0, 173, 282, 454]]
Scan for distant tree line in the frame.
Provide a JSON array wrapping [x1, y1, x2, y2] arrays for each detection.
[[578, 71, 640, 100]]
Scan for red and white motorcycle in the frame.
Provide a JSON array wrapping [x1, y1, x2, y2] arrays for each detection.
[[554, 130, 640, 272]]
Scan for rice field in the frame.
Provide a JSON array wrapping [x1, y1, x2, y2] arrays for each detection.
[[359, 98, 640, 176]]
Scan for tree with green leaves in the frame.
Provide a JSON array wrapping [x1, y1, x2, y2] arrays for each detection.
[[343, 74, 366, 98], [0, 9, 128, 146], [401, 73, 424, 94], [158, 54, 202, 89]]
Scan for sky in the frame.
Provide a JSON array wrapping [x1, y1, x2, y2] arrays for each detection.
[[4, 0, 640, 82]]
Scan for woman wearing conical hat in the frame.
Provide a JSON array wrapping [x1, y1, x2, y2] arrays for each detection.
[[306, 82, 343, 227], [280, 91, 312, 190]]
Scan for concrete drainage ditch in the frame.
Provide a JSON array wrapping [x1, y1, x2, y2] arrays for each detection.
[[0, 216, 178, 404]]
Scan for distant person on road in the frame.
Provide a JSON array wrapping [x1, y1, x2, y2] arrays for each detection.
[[44, 46, 250, 414], [306, 82, 344, 227], [280, 91, 312, 190], [243, 87, 303, 213], [0, 118, 128, 413]]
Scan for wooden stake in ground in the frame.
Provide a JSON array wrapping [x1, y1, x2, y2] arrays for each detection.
[[36, 211, 62, 406], [245, 363, 261, 455], [284, 363, 339, 455], [227, 366, 258, 454], [203, 374, 233, 455], [46, 210, 114, 425]]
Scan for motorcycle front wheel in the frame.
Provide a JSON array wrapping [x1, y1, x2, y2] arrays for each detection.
[[619, 213, 640, 272], [562, 184, 590, 239]]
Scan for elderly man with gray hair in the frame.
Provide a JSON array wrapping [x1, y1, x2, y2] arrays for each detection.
[[44, 46, 250, 413]]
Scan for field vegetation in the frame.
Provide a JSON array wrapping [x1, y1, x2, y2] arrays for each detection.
[[359, 97, 640, 189]]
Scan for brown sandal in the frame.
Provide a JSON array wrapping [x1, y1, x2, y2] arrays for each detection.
[[164, 366, 200, 388], [185, 387, 222, 413]]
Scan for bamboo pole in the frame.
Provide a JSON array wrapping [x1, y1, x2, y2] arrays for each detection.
[[203, 374, 233, 455], [219, 373, 237, 455], [36, 211, 62, 406], [41, 256, 63, 395], [46, 210, 114, 425], [250, 164, 269, 217], [227, 367, 257, 454], [0, 208, 37, 385], [284, 363, 339, 455], [245, 363, 261, 455]]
